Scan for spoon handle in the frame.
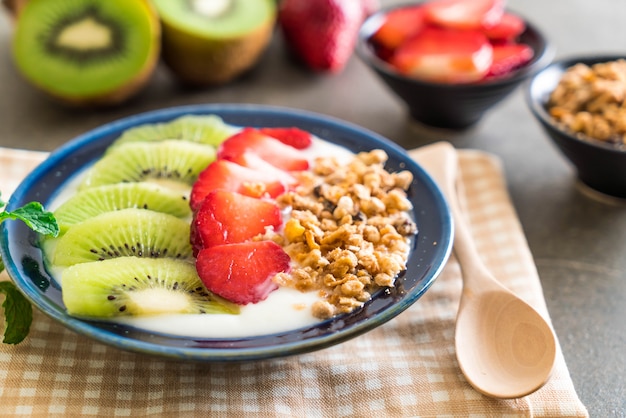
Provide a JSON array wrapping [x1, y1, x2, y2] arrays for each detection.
[[413, 142, 502, 292]]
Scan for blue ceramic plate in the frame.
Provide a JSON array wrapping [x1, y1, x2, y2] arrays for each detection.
[[0, 104, 452, 361]]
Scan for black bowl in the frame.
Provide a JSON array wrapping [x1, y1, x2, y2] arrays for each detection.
[[525, 55, 626, 199], [356, 3, 554, 130]]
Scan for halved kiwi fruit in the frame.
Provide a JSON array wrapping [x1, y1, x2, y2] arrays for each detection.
[[53, 182, 192, 234], [152, 0, 277, 86], [51, 208, 193, 267], [110, 114, 237, 150], [12, 0, 160, 106], [80, 140, 215, 194], [61, 257, 240, 318]]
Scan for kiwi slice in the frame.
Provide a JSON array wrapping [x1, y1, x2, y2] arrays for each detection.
[[51, 208, 193, 267], [80, 140, 215, 193], [110, 114, 237, 150], [61, 257, 240, 318], [152, 0, 277, 86], [12, 0, 160, 106], [53, 182, 192, 234]]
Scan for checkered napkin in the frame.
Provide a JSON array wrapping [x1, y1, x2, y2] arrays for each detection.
[[0, 145, 588, 417]]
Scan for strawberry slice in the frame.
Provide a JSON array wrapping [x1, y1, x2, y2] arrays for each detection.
[[424, 0, 504, 30], [482, 12, 526, 40], [196, 241, 291, 305], [189, 160, 287, 211], [259, 127, 313, 150], [192, 190, 282, 251], [218, 128, 310, 171], [228, 152, 299, 186], [371, 5, 426, 50], [390, 26, 493, 83], [486, 43, 533, 78]]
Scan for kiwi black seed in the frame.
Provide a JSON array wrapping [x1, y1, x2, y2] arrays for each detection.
[[109, 114, 238, 150], [79, 140, 215, 194], [50, 208, 193, 267], [12, 0, 160, 106], [61, 257, 240, 318], [152, 0, 277, 86], [52, 182, 192, 234]]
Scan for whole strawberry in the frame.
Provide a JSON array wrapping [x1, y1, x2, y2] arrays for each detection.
[[279, 0, 364, 73]]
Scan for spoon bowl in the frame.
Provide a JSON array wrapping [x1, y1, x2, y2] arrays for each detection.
[[413, 142, 556, 399]]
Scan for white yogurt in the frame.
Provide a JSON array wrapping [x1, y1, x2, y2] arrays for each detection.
[[115, 287, 322, 338], [46, 135, 354, 338]]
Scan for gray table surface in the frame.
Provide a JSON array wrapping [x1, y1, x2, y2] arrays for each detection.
[[1, 1, 625, 416]]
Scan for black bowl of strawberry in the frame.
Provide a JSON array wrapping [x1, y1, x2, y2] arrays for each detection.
[[356, 0, 554, 130]]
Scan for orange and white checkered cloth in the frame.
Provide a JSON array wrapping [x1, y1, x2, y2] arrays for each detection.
[[0, 145, 588, 417]]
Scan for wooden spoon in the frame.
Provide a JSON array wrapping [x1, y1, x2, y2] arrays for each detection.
[[413, 142, 556, 399]]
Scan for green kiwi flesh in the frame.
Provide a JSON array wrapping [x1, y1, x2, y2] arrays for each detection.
[[79, 140, 215, 193], [152, 0, 277, 85], [53, 182, 191, 234], [51, 208, 193, 267], [110, 114, 237, 149], [12, 0, 161, 106], [61, 257, 240, 318]]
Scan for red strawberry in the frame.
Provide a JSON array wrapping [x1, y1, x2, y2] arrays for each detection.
[[390, 26, 493, 83], [485, 43, 534, 77], [371, 5, 426, 50], [218, 128, 310, 171], [279, 0, 364, 73], [196, 241, 291, 305], [192, 190, 282, 251], [259, 127, 313, 150], [189, 160, 287, 211], [482, 12, 526, 40], [424, 0, 505, 30]]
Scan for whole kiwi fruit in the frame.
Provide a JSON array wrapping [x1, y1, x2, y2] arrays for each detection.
[[152, 0, 277, 86], [11, 0, 161, 107]]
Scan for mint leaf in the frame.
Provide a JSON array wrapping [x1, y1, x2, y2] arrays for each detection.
[[0, 281, 32, 344], [0, 201, 59, 237], [1, 191, 58, 344]]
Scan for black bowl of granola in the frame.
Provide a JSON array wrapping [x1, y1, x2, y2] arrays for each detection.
[[526, 55, 626, 199]]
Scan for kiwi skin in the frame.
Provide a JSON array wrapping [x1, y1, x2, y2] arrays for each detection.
[[12, 0, 161, 107], [1, 0, 28, 21], [157, 3, 276, 86]]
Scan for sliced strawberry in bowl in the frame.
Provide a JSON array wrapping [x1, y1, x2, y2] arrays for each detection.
[[482, 12, 526, 40], [192, 190, 282, 250], [486, 43, 534, 78], [424, 0, 505, 30], [259, 127, 313, 150], [196, 241, 291, 305], [370, 5, 426, 50], [390, 26, 493, 83], [189, 160, 288, 211], [218, 128, 310, 171]]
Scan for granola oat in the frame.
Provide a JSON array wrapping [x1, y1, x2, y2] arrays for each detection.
[[548, 59, 626, 146], [269, 150, 417, 319]]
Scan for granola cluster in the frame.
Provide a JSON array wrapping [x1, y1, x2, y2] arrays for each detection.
[[548, 59, 626, 146], [268, 150, 417, 319]]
